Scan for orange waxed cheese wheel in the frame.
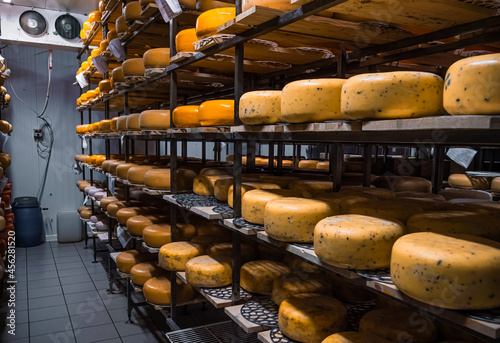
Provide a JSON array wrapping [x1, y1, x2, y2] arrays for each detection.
[[110, 117, 119, 132], [99, 79, 112, 92], [98, 120, 112, 133], [198, 100, 234, 126], [172, 105, 201, 128], [195, 7, 236, 39], [143, 48, 171, 69], [127, 165, 160, 184], [176, 29, 199, 52], [122, 58, 146, 78], [130, 261, 166, 286]]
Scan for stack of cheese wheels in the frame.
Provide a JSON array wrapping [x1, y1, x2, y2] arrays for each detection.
[[176, 28, 198, 52], [159, 242, 205, 271], [322, 332, 390, 343], [239, 90, 283, 125], [347, 200, 423, 223], [391, 232, 500, 309], [143, 276, 196, 306], [360, 308, 437, 342], [116, 163, 139, 179], [341, 71, 444, 120], [127, 214, 168, 236], [240, 260, 291, 294], [116, 250, 156, 274], [288, 180, 334, 198], [265, 197, 339, 242], [99, 197, 119, 211], [185, 255, 232, 287], [272, 272, 331, 305], [198, 100, 235, 126], [207, 242, 255, 263], [193, 174, 232, 196], [406, 211, 500, 241], [195, 7, 236, 39], [447, 174, 491, 190], [139, 110, 171, 131], [127, 165, 159, 184], [130, 261, 166, 286], [144, 168, 197, 191], [281, 79, 346, 123], [314, 214, 406, 269], [340, 186, 395, 200], [143, 48, 170, 69], [116, 206, 157, 225], [227, 182, 281, 207], [172, 105, 201, 127], [126, 113, 141, 131], [373, 175, 432, 193], [122, 58, 145, 78], [444, 53, 500, 115], [316, 192, 375, 214], [279, 294, 348, 342]]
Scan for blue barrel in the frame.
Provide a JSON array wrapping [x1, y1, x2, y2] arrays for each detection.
[[13, 197, 45, 247]]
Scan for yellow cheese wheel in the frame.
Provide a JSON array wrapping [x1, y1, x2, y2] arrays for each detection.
[[127, 214, 167, 236], [373, 176, 432, 193], [143, 276, 196, 306], [342, 72, 444, 120], [143, 48, 171, 69], [139, 110, 171, 130], [172, 105, 201, 127], [106, 201, 127, 217], [272, 272, 331, 306], [298, 160, 319, 169], [444, 53, 500, 115], [176, 29, 199, 52], [116, 250, 156, 273], [185, 255, 232, 288], [127, 165, 159, 184], [448, 174, 491, 190], [123, 1, 146, 21], [130, 261, 165, 286], [241, 185, 298, 224], [288, 180, 334, 198], [159, 241, 205, 271], [265, 197, 339, 243], [208, 242, 255, 263], [116, 206, 156, 225], [117, 115, 128, 131], [240, 260, 290, 295], [391, 232, 500, 310], [116, 163, 139, 179], [107, 160, 125, 175], [322, 332, 390, 343], [239, 90, 282, 125], [112, 66, 126, 82], [198, 100, 235, 126], [281, 79, 346, 123], [99, 197, 119, 210], [314, 214, 406, 269], [347, 200, 423, 223], [144, 168, 197, 191], [193, 174, 232, 196], [122, 58, 145, 77], [339, 186, 395, 200], [227, 182, 281, 207], [279, 294, 348, 343], [195, 7, 236, 39], [126, 113, 141, 131], [110, 117, 119, 132]]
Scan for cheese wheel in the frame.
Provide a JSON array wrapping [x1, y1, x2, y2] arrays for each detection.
[[456, 202, 500, 218], [439, 188, 492, 201], [227, 182, 281, 207], [448, 174, 491, 190], [143, 48, 170, 69], [144, 168, 197, 191], [143, 276, 196, 306], [315, 193, 375, 214], [322, 332, 390, 343], [123, 1, 146, 21], [314, 214, 406, 269], [394, 191, 445, 200], [342, 72, 444, 120], [199, 167, 230, 176], [282, 79, 346, 123], [190, 235, 231, 249], [122, 58, 145, 77], [348, 200, 423, 223], [172, 105, 201, 127], [159, 242, 205, 271], [117, 116, 128, 131], [396, 198, 455, 212], [116, 163, 139, 179], [143, 224, 172, 248], [116, 250, 156, 273], [99, 79, 112, 93], [176, 28, 198, 52], [492, 177, 500, 192], [112, 66, 126, 82], [373, 176, 431, 193], [106, 201, 127, 217], [444, 53, 500, 115], [195, 8, 236, 39], [107, 160, 125, 175], [239, 91, 282, 125], [127, 214, 167, 236], [139, 110, 171, 130], [283, 256, 321, 274], [110, 117, 119, 132], [279, 294, 348, 343], [185, 255, 232, 288], [391, 232, 500, 310], [193, 174, 232, 196], [340, 186, 395, 200], [127, 165, 159, 184], [99, 197, 119, 210], [272, 272, 331, 305], [407, 211, 500, 241], [198, 100, 235, 126], [242, 189, 299, 225], [126, 113, 141, 131], [298, 160, 319, 169], [288, 180, 334, 198], [208, 242, 255, 263], [240, 260, 291, 295], [130, 262, 165, 286], [116, 206, 156, 225]]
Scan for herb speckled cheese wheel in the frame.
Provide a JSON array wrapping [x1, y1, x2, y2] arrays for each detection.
[[193, 174, 232, 196], [240, 260, 291, 295], [444, 53, 500, 115], [272, 272, 331, 306], [130, 261, 165, 286], [185, 255, 232, 288], [139, 110, 171, 130], [279, 294, 348, 343], [173, 105, 201, 127], [195, 7, 236, 39], [176, 29, 198, 52], [322, 332, 390, 343], [144, 168, 197, 191], [127, 165, 159, 184], [198, 100, 235, 126], [227, 182, 281, 207], [373, 176, 431, 193], [348, 200, 423, 223], [288, 180, 334, 198], [265, 197, 339, 243], [239, 90, 282, 125], [448, 173, 491, 190], [391, 232, 500, 310], [282, 79, 346, 123], [116, 250, 156, 274], [314, 214, 406, 269], [122, 58, 145, 77], [342, 72, 444, 120], [407, 211, 500, 241], [126, 113, 141, 131], [159, 242, 205, 271], [117, 116, 128, 131], [143, 48, 170, 69], [143, 276, 196, 306]]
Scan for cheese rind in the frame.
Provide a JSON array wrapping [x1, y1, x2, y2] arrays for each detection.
[[130, 262, 165, 286], [347, 200, 423, 223], [240, 260, 291, 295], [272, 272, 331, 305], [144, 168, 197, 191], [193, 175, 232, 196], [198, 100, 235, 126], [127, 165, 159, 184], [176, 29, 199, 52], [195, 8, 236, 39], [391, 232, 500, 310], [172, 105, 201, 127], [227, 182, 281, 207], [122, 58, 146, 77], [143, 276, 196, 306], [139, 110, 171, 130], [126, 113, 141, 131], [321, 332, 390, 343], [143, 48, 170, 69], [116, 250, 156, 273], [448, 173, 491, 190], [185, 255, 232, 288], [159, 241, 205, 271], [288, 180, 334, 198], [239, 91, 283, 125]]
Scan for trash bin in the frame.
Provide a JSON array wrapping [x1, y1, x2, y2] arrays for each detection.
[[12, 197, 45, 247], [57, 211, 83, 243]]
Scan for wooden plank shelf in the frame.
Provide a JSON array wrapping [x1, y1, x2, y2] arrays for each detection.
[[223, 219, 261, 236], [141, 3, 159, 17], [258, 330, 273, 343], [177, 272, 235, 309], [225, 305, 272, 334]]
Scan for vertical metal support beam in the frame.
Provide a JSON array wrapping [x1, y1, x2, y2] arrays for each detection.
[[247, 140, 256, 173], [476, 148, 484, 171], [234, 45, 244, 127], [432, 145, 445, 194], [363, 144, 372, 187], [331, 143, 344, 192], [202, 141, 206, 164], [337, 48, 347, 79], [233, 140, 243, 218], [268, 143, 274, 173], [131, 139, 135, 155], [182, 140, 188, 160], [124, 137, 130, 163], [277, 141, 283, 175], [145, 140, 149, 156]]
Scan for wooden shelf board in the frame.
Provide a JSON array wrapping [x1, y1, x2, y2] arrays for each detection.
[[177, 272, 234, 309], [225, 305, 272, 333]]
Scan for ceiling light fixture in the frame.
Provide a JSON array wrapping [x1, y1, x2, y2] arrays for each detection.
[[2, 0, 12, 3]]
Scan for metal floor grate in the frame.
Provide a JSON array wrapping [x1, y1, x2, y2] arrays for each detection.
[[166, 321, 259, 343]]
